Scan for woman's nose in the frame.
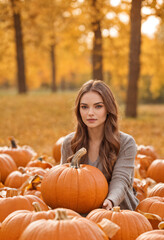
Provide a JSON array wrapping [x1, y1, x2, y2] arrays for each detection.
[[88, 107, 94, 115]]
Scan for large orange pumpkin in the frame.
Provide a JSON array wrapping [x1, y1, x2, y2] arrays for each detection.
[[52, 136, 65, 163], [0, 204, 80, 240], [0, 194, 49, 222], [136, 230, 164, 240], [87, 207, 153, 240], [41, 148, 108, 214], [0, 137, 37, 167], [0, 154, 17, 183], [147, 159, 164, 183], [19, 209, 119, 240]]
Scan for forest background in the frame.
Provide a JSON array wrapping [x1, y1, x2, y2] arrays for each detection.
[[0, 0, 164, 159]]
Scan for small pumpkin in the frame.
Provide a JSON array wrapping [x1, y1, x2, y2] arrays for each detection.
[[19, 209, 120, 240], [0, 154, 17, 183], [147, 159, 164, 183], [148, 183, 164, 197], [52, 136, 65, 164], [4, 167, 30, 189], [26, 155, 53, 169], [87, 206, 153, 240], [41, 148, 108, 214], [0, 137, 37, 167]]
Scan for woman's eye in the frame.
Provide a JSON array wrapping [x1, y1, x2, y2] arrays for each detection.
[[95, 105, 102, 109], [81, 105, 88, 109]]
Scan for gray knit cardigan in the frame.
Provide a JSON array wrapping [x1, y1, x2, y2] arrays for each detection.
[[60, 131, 139, 210]]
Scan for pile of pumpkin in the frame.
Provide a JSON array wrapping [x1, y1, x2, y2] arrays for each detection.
[[0, 137, 163, 240]]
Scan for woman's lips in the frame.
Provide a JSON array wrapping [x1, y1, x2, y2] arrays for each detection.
[[87, 119, 97, 123]]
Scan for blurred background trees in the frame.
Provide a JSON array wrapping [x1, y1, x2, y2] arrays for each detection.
[[0, 0, 164, 116]]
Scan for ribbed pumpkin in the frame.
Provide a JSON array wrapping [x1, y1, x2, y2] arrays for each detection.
[[136, 230, 164, 240], [0, 154, 17, 183], [136, 196, 164, 220], [26, 156, 53, 169], [87, 207, 153, 240], [52, 136, 65, 163], [147, 159, 164, 183], [0, 194, 49, 222], [148, 183, 164, 197], [0, 203, 80, 240], [4, 167, 30, 188], [41, 148, 108, 214], [19, 209, 119, 240], [0, 137, 37, 167]]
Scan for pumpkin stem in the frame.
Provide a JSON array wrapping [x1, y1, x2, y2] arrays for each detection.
[[37, 155, 46, 162], [97, 218, 120, 239], [55, 209, 69, 220], [112, 206, 120, 212], [32, 202, 42, 212], [6, 188, 18, 197], [9, 136, 17, 148], [71, 148, 87, 168], [18, 167, 26, 174]]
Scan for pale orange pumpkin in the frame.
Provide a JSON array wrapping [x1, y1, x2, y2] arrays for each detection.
[[26, 156, 53, 169], [136, 230, 164, 240], [41, 148, 108, 214]]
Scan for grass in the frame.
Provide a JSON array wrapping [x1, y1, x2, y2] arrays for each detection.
[[0, 90, 163, 159]]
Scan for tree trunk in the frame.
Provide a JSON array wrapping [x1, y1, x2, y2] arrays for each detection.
[[11, 0, 27, 93], [91, 0, 103, 81], [50, 44, 57, 92], [125, 0, 142, 117]]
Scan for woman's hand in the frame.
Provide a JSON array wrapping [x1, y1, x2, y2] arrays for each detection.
[[102, 199, 113, 210]]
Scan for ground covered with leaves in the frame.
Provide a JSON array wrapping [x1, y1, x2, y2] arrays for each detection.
[[0, 90, 163, 159]]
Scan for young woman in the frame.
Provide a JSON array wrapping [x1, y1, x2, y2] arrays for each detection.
[[60, 80, 139, 211]]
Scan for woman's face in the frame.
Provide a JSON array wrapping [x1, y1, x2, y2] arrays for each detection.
[[79, 91, 107, 129]]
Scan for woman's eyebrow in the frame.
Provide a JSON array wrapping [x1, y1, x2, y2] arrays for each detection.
[[80, 102, 104, 105]]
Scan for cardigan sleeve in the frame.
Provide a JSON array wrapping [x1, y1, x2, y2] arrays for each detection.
[[60, 132, 74, 164], [107, 134, 137, 206]]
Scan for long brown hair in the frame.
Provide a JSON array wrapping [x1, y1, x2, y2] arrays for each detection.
[[71, 80, 120, 179]]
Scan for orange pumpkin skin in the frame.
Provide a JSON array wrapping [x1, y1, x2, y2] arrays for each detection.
[[148, 183, 164, 197], [52, 136, 65, 163], [147, 159, 164, 183], [19, 216, 108, 240], [0, 154, 17, 183], [87, 207, 152, 240], [26, 157, 53, 169], [0, 208, 80, 240], [0, 195, 49, 222], [136, 196, 164, 219], [0, 138, 37, 167], [41, 164, 108, 214], [136, 230, 164, 240], [4, 169, 30, 188]]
